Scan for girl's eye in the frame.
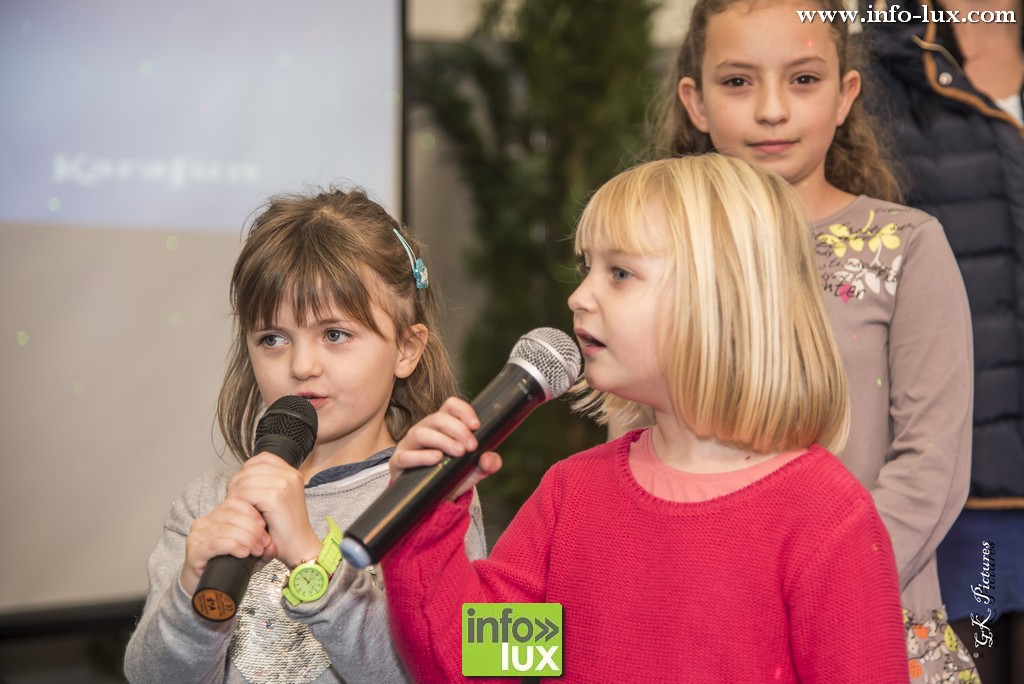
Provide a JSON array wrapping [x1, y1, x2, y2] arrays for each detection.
[[259, 333, 286, 348], [577, 261, 591, 278], [325, 329, 351, 344], [723, 77, 748, 88], [611, 267, 631, 282], [793, 74, 819, 85]]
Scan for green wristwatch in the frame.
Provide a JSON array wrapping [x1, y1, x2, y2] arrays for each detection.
[[282, 516, 343, 606]]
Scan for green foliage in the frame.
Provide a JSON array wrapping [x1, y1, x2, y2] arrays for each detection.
[[409, 0, 660, 531]]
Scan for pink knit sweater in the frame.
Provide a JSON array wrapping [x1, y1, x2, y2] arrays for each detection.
[[382, 432, 909, 683]]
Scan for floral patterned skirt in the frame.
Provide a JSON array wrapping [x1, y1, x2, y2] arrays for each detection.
[[905, 608, 980, 683]]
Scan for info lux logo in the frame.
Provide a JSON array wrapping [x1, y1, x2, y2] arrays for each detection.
[[462, 603, 563, 676]]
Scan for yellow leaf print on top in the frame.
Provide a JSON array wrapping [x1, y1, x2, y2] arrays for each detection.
[[819, 223, 858, 257], [818, 210, 901, 258], [868, 222, 901, 252], [816, 209, 906, 302]]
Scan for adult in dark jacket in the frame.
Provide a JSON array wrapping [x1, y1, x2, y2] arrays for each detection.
[[867, 1, 1023, 681]]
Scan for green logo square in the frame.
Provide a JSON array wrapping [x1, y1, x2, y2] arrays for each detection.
[[462, 603, 563, 677]]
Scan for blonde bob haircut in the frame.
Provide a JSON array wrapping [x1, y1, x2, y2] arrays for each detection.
[[573, 154, 849, 454]]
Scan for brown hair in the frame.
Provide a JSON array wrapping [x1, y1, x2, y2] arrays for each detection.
[[216, 187, 458, 462], [648, 0, 901, 202]]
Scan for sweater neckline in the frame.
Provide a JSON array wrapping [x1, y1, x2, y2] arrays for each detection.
[[305, 446, 394, 488], [613, 430, 819, 516], [810, 194, 871, 229]]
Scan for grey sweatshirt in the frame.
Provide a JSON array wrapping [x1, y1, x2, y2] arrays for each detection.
[[124, 454, 487, 683]]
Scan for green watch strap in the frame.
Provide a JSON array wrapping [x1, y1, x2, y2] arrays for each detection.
[[281, 516, 344, 606], [316, 516, 343, 575]]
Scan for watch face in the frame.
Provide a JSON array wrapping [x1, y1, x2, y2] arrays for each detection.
[[291, 566, 327, 599]]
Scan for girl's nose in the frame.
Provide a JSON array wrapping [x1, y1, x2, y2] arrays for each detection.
[[568, 276, 593, 313], [755, 83, 789, 125], [289, 341, 322, 380]]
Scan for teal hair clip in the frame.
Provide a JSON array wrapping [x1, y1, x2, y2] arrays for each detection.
[[393, 228, 429, 289]]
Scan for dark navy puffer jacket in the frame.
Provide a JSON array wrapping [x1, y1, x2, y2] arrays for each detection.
[[868, 17, 1024, 497]]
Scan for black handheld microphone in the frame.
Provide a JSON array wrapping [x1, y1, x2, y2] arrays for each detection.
[[340, 327, 581, 569], [192, 395, 318, 621]]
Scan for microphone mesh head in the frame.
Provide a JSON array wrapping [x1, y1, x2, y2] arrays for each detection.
[[255, 395, 318, 456], [510, 328, 582, 399]]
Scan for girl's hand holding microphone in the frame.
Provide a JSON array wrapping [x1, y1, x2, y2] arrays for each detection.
[[181, 495, 273, 596], [389, 396, 503, 501], [181, 453, 320, 595], [225, 453, 322, 569]]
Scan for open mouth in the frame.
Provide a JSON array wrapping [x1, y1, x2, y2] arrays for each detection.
[[576, 331, 606, 352]]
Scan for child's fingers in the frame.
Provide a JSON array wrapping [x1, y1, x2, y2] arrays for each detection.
[[388, 446, 447, 476], [388, 419, 476, 481], [388, 397, 484, 481], [181, 498, 271, 593], [202, 496, 266, 531], [438, 396, 481, 431], [450, 451, 502, 500], [189, 498, 270, 558], [478, 450, 502, 475], [225, 460, 322, 567], [245, 451, 298, 469], [400, 407, 481, 456], [227, 458, 305, 505], [198, 526, 267, 560], [227, 457, 308, 530]]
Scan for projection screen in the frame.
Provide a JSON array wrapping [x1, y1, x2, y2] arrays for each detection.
[[0, 0, 403, 616]]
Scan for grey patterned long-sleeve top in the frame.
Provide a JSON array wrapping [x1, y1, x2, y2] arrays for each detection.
[[812, 194, 973, 620]]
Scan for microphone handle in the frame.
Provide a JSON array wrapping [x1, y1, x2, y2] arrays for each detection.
[[192, 556, 258, 621], [342, 365, 547, 568]]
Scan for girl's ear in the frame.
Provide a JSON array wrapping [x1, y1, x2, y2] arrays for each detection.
[[678, 77, 711, 134], [836, 69, 862, 126], [395, 323, 429, 379]]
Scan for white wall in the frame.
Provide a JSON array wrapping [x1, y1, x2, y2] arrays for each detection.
[[407, 0, 694, 45]]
